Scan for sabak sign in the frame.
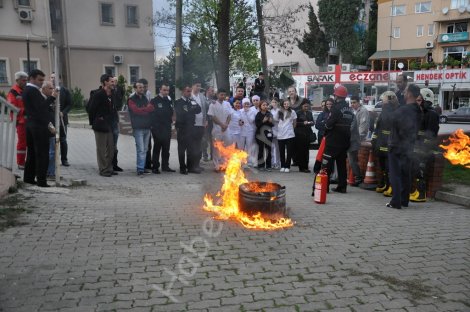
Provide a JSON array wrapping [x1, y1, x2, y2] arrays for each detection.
[[414, 69, 469, 83], [341, 71, 399, 83]]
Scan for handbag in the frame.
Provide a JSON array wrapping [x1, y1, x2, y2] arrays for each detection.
[[92, 116, 109, 132]]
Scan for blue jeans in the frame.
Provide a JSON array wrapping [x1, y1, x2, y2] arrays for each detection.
[[133, 129, 151, 172], [47, 137, 55, 176]]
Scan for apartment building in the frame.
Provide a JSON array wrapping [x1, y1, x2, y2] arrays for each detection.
[[0, 0, 155, 96], [371, 0, 470, 71]]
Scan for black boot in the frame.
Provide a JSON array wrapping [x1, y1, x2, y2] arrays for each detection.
[[113, 150, 123, 172]]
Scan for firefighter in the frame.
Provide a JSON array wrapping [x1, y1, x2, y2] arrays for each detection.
[[410, 88, 439, 202], [321, 85, 354, 193], [7, 71, 29, 169], [371, 91, 399, 195]]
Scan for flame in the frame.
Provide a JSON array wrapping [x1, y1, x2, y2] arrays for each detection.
[[440, 129, 470, 169], [203, 141, 294, 230]]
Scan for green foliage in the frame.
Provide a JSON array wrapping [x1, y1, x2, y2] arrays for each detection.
[[318, 0, 363, 63], [297, 4, 329, 66], [231, 40, 261, 74], [410, 60, 421, 70], [70, 87, 85, 110]]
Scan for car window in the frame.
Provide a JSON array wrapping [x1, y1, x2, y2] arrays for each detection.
[[456, 108, 465, 114]]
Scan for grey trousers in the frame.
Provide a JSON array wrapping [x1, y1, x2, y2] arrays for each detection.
[[94, 130, 115, 175]]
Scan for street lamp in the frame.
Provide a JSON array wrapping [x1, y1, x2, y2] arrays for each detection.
[[387, 0, 395, 91]]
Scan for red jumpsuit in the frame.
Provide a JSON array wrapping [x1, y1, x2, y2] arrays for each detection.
[[7, 84, 27, 167]]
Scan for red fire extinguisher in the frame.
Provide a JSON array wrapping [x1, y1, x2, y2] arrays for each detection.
[[314, 169, 328, 204]]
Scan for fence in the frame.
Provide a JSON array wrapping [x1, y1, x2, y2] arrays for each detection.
[[0, 96, 19, 170]]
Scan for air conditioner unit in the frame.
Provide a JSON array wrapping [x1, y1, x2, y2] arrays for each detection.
[[113, 54, 123, 64], [327, 64, 335, 72], [18, 8, 33, 22], [426, 41, 434, 48], [341, 64, 351, 72]]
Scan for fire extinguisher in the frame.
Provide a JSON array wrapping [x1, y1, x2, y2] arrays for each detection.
[[314, 169, 328, 204]]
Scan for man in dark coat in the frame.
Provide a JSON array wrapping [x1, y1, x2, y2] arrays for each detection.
[[22, 69, 57, 187]]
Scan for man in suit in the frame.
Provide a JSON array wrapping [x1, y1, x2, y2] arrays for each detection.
[[22, 69, 57, 187]]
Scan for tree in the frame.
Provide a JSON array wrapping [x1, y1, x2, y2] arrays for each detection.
[[297, 4, 329, 66], [318, 0, 362, 63], [217, 0, 231, 90]]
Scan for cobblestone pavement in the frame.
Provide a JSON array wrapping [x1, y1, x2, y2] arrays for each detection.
[[1, 128, 469, 312]]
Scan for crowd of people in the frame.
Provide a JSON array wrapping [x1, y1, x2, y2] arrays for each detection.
[[8, 70, 440, 205]]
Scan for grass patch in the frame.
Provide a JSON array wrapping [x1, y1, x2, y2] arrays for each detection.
[[442, 161, 470, 186], [0, 194, 33, 231]]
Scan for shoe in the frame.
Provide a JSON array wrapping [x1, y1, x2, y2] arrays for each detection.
[[280, 168, 285, 172], [100, 172, 112, 177], [383, 186, 393, 197], [266, 168, 272, 172], [300, 169, 311, 173], [61, 161, 70, 167], [112, 171, 118, 175], [113, 166, 123, 172], [285, 168, 290, 173], [152, 169, 161, 174], [162, 167, 176, 172], [144, 169, 152, 174], [47, 175, 55, 181], [180, 169, 188, 175], [386, 202, 401, 209], [351, 179, 362, 187], [18, 165, 25, 170], [137, 171, 144, 176], [188, 168, 202, 174], [24, 179, 36, 185], [332, 187, 347, 193], [376, 184, 387, 193]]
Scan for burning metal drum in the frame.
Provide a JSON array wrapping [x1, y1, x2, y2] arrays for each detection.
[[238, 182, 287, 219]]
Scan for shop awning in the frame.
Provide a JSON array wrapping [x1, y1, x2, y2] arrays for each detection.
[[440, 82, 470, 91], [368, 49, 429, 60]]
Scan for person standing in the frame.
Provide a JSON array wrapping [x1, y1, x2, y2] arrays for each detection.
[[321, 85, 354, 192], [227, 99, 243, 148], [191, 81, 207, 172], [89, 74, 118, 177], [207, 89, 232, 171], [150, 83, 175, 173], [239, 98, 257, 167], [239, 77, 247, 97], [270, 98, 281, 169], [202, 86, 215, 161], [128, 82, 155, 176], [230, 86, 245, 105], [348, 96, 370, 186], [255, 100, 274, 171], [315, 99, 332, 145], [386, 84, 422, 209], [395, 74, 408, 106], [253, 72, 266, 99], [50, 73, 72, 167], [294, 100, 314, 173], [275, 100, 297, 173], [174, 85, 202, 174], [111, 77, 123, 172], [22, 69, 57, 187], [286, 86, 305, 112], [7, 71, 28, 170]]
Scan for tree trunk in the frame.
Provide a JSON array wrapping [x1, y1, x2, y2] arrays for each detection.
[[216, 0, 231, 91], [175, 0, 183, 98], [256, 0, 270, 98]]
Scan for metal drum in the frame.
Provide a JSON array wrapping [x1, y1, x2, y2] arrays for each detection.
[[238, 182, 287, 219]]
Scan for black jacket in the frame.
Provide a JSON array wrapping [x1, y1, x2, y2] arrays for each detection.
[[58, 87, 72, 125], [255, 111, 274, 134], [295, 110, 314, 138], [254, 78, 265, 93], [388, 103, 422, 156], [174, 97, 201, 130], [22, 85, 55, 128], [315, 110, 329, 139], [324, 100, 354, 149], [88, 88, 117, 132], [150, 95, 173, 133], [371, 102, 398, 154]]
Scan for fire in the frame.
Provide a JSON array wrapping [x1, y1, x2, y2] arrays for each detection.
[[440, 129, 470, 169], [203, 141, 294, 230]]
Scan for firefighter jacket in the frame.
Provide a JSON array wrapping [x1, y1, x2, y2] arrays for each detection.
[[371, 103, 397, 155], [324, 99, 354, 150], [7, 84, 26, 124]]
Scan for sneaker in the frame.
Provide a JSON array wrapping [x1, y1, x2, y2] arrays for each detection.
[[280, 168, 285, 172], [137, 171, 144, 176], [285, 168, 290, 173]]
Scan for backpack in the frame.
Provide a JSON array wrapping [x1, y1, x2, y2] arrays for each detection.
[[86, 88, 99, 125]]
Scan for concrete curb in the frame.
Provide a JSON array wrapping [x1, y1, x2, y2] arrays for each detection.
[[435, 191, 470, 208]]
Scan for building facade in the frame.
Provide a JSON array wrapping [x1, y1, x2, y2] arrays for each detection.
[[0, 0, 155, 96]]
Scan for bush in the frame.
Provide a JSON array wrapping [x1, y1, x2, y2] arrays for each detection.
[[70, 87, 85, 110]]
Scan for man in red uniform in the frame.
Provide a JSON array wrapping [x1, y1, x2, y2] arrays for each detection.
[[7, 71, 29, 169]]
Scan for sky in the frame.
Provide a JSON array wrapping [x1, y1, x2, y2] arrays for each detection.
[[153, 0, 173, 59]]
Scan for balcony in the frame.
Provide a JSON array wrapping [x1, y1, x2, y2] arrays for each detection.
[[438, 32, 469, 43]]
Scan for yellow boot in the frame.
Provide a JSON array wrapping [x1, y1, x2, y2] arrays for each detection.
[[383, 186, 393, 197], [376, 184, 387, 193]]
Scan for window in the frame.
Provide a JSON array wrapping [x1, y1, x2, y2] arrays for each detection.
[[444, 46, 466, 61], [428, 24, 435, 36], [0, 59, 9, 84], [104, 65, 116, 77], [21, 59, 39, 72], [451, 0, 468, 9], [17, 0, 31, 6], [391, 5, 406, 16], [447, 22, 468, 33], [129, 66, 140, 84], [126, 5, 138, 26], [417, 25, 424, 37], [100, 3, 114, 25], [393, 27, 401, 38], [415, 2, 432, 13]]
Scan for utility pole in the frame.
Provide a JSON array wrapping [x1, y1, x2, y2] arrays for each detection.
[[255, 0, 270, 98], [387, 0, 395, 91], [175, 0, 183, 99]]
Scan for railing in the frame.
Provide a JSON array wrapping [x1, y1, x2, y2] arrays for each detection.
[[0, 96, 20, 170]]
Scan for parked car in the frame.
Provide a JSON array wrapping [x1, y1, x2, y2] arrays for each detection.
[[439, 107, 470, 123]]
